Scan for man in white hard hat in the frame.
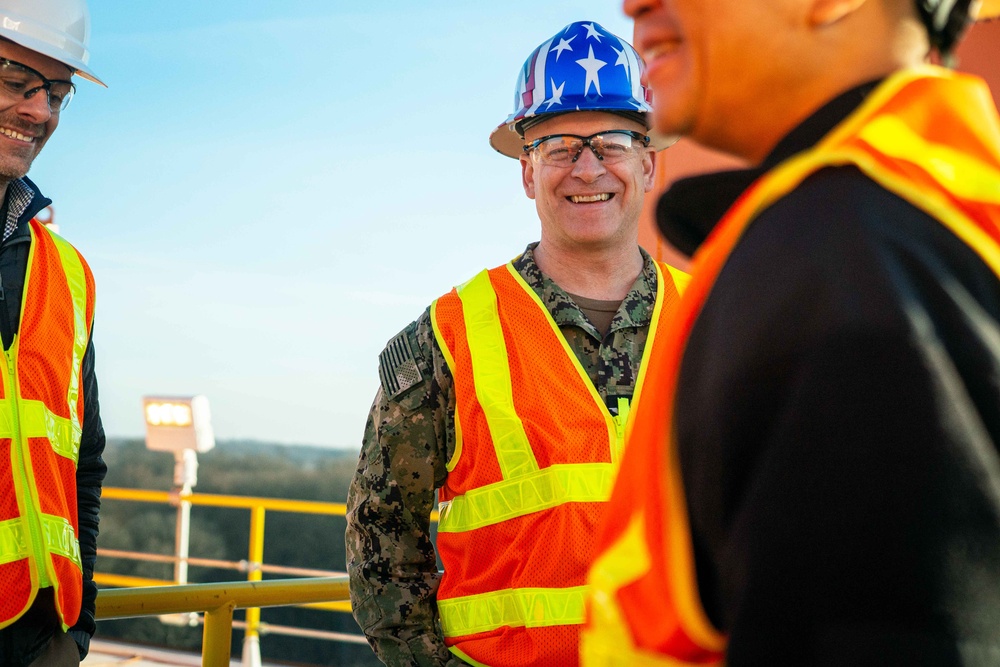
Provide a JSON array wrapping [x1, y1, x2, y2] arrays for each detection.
[[0, 2, 107, 666]]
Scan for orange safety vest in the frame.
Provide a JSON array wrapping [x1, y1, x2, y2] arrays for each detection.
[[582, 66, 1000, 665], [430, 259, 688, 667], [0, 219, 96, 631]]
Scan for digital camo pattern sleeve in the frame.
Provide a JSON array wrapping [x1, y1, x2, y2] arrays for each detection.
[[345, 308, 467, 666]]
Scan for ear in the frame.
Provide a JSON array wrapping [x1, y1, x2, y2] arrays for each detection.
[[520, 155, 536, 199], [643, 149, 656, 193], [809, 0, 868, 25]]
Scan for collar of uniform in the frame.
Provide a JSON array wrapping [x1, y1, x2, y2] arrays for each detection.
[[656, 79, 883, 258], [2, 177, 51, 245], [512, 243, 658, 335], [609, 248, 657, 331]]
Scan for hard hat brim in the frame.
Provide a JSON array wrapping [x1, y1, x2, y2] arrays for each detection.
[[489, 117, 677, 159], [0, 23, 105, 87], [489, 122, 528, 159]]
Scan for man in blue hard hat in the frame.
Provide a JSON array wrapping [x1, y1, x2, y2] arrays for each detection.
[[346, 19, 687, 667]]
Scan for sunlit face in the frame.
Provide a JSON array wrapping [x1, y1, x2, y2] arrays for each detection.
[[625, 0, 803, 155], [0, 40, 69, 181], [519, 111, 655, 253]]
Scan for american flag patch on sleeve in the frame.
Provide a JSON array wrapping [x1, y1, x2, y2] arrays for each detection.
[[378, 331, 424, 400]]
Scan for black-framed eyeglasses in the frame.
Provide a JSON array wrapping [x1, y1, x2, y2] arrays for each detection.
[[0, 58, 75, 113], [523, 130, 651, 166]]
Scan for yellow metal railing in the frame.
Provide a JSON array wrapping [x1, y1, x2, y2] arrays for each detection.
[[97, 487, 439, 651], [98, 487, 355, 619], [95, 576, 350, 667]]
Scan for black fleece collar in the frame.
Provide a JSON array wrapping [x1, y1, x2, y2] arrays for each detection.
[[656, 80, 882, 257]]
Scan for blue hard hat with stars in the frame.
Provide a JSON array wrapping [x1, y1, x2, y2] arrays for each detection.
[[490, 20, 663, 158]]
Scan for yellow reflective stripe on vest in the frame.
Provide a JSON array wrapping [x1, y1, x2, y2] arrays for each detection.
[[664, 264, 690, 293], [624, 262, 671, 444], [0, 399, 78, 461], [858, 116, 1000, 205], [437, 462, 615, 532], [0, 517, 27, 566], [439, 585, 589, 637], [44, 228, 88, 456], [457, 270, 539, 479], [0, 513, 79, 569]]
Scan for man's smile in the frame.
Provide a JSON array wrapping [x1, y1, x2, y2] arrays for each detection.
[[568, 193, 613, 203]]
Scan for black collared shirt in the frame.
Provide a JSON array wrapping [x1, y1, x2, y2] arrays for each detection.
[[657, 81, 1000, 664], [657, 80, 881, 257]]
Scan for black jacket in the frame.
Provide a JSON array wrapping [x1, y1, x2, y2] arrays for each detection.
[[659, 82, 1000, 665], [0, 177, 106, 663]]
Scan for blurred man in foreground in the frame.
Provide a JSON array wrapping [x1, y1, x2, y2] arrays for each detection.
[[347, 19, 686, 666], [585, 0, 1000, 664], [0, 1, 107, 665]]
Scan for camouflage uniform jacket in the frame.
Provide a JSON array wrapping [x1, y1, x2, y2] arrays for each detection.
[[346, 243, 662, 666]]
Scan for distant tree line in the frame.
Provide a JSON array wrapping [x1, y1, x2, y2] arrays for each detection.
[[96, 438, 381, 667]]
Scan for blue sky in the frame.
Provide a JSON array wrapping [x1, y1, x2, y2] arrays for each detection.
[[29, 2, 637, 448]]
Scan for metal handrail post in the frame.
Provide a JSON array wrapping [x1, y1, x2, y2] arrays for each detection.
[[175, 495, 192, 584], [203, 600, 237, 667], [242, 505, 266, 667], [172, 450, 199, 586]]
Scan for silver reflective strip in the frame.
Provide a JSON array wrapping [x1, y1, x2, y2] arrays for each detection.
[[18, 400, 77, 461], [41, 513, 80, 570], [0, 517, 28, 566], [0, 515, 81, 570]]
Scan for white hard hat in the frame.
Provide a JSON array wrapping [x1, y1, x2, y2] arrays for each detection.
[[0, 0, 104, 87]]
